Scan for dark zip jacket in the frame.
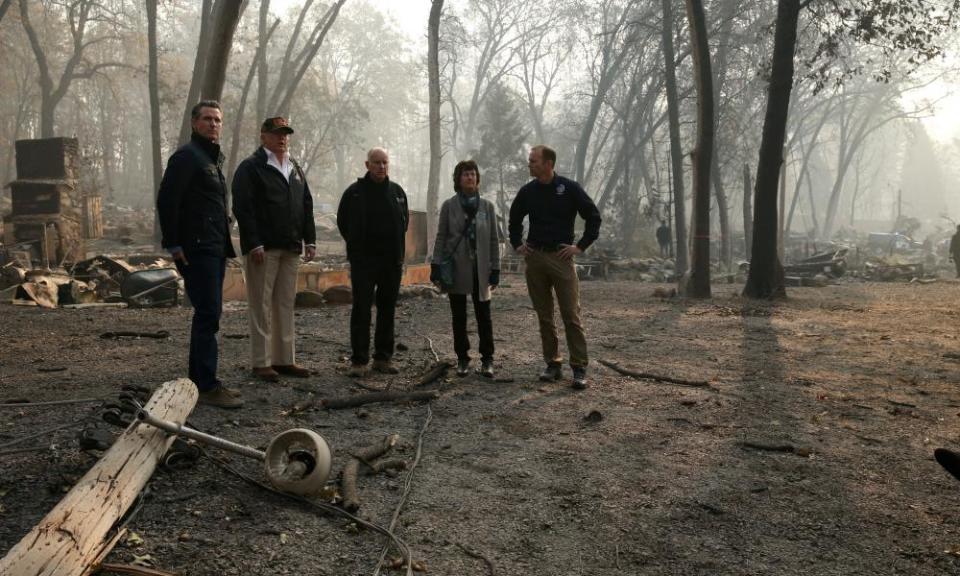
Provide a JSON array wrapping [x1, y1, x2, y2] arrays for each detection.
[[231, 147, 316, 255], [156, 133, 236, 258], [337, 173, 409, 265]]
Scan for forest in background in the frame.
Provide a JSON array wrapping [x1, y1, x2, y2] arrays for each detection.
[[1, 0, 959, 286]]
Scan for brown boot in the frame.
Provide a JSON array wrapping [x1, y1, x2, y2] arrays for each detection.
[[371, 359, 399, 374], [272, 364, 310, 378], [198, 384, 244, 409], [348, 362, 368, 377], [252, 366, 280, 382]]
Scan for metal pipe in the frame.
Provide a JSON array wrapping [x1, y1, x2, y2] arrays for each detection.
[[136, 409, 265, 461]]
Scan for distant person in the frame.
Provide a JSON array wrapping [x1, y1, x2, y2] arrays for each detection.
[[656, 219, 671, 257], [430, 160, 500, 378], [950, 225, 960, 278], [337, 148, 409, 377], [508, 145, 601, 390], [232, 117, 316, 383], [156, 100, 242, 409]]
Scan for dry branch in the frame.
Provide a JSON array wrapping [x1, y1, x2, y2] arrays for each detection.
[[737, 441, 811, 457], [322, 390, 439, 410], [414, 361, 451, 387], [598, 359, 712, 388], [342, 434, 400, 512], [363, 458, 407, 476]]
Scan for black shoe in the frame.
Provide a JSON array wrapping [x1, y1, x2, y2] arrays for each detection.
[[539, 363, 562, 382], [935, 448, 960, 482], [479, 359, 494, 378], [571, 367, 588, 390], [456, 358, 470, 377]]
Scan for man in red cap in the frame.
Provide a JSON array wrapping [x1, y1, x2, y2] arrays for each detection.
[[232, 117, 317, 382]]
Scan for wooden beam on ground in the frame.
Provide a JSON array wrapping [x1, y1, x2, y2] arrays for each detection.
[[0, 378, 197, 576]]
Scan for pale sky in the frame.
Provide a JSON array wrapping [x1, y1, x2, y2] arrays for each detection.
[[271, 0, 431, 46]]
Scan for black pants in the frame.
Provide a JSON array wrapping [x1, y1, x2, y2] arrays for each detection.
[[349, 260, 402, 364], [175, 254, 226, 392], [448, 266, 494, 362]]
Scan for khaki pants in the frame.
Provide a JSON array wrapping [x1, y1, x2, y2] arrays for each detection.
[[244, 249, 299, 368], [524, 250, 588, 368]]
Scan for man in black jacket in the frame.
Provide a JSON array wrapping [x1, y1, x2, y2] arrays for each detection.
[[156, 100, 242, 409], [337, 148, 409, 377], [232, 117, 317, 383], [509, 145, 602, 391]]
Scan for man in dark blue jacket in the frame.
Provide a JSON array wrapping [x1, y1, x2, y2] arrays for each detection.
[[509, 145, 601, 390], [157, 100, 242, 409], [232, 117, 316, 382], [337, 148, 409, 377]]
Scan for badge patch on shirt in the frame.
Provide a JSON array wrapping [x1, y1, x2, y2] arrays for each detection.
[[555, 184, 566, 196]]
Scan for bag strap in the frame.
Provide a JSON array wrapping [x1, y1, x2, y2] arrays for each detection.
[[446, 210, 477, 257]]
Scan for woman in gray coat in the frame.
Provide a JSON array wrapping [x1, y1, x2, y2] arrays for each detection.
[[430, 160, 501, 377]]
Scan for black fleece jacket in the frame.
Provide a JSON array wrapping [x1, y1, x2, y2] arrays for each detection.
[[336, 173, 409, 265]]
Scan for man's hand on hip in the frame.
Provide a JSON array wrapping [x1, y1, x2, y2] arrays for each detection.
[[515, 242, 533, 256], [558, 244, 583, 260]]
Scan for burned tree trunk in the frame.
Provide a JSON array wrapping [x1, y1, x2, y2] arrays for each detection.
[[178, 0, 214, 144], [744, 0, 799, 299], [682, 0, 714, 298], [742, 162, 753, 260], [200, 0, 245, 102], [426, 0, 444, 256], [147, 0, 163, 244], [660, 0, 688, 277]]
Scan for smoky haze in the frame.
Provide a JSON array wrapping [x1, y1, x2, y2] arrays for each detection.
[[1, 0, 959, 257]]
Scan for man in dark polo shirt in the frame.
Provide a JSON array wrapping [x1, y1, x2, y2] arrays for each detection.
[[508, 145, 601, 390]]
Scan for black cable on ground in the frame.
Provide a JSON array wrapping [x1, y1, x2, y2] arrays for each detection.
[[198, 447, 415, 576]]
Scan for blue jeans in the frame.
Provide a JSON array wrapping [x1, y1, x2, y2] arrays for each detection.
[[176, 255, 226, 392]]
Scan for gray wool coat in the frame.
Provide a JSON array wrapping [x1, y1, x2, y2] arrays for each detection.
[[431, 194, 501, 301]]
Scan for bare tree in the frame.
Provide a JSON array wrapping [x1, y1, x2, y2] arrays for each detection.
[[177, 0, 214, 144], [427, 0, 444, 256], [743, 0, 798, 299], [0, 0, 12, 26], [683, 0, 714, 298], [147, 0, 162, 242], [200, 0, 244, 101], [227, 18, 280, 180], [18, 0, 128, 138], [265, 0, 348, 116], [661, 0, 689, 276]]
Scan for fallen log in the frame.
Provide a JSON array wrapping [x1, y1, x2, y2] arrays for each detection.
[[343, 434, 399, 511], [322, 390, 439, 410], [0, 378, 197, 576], [598, 359, 713, 389]]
